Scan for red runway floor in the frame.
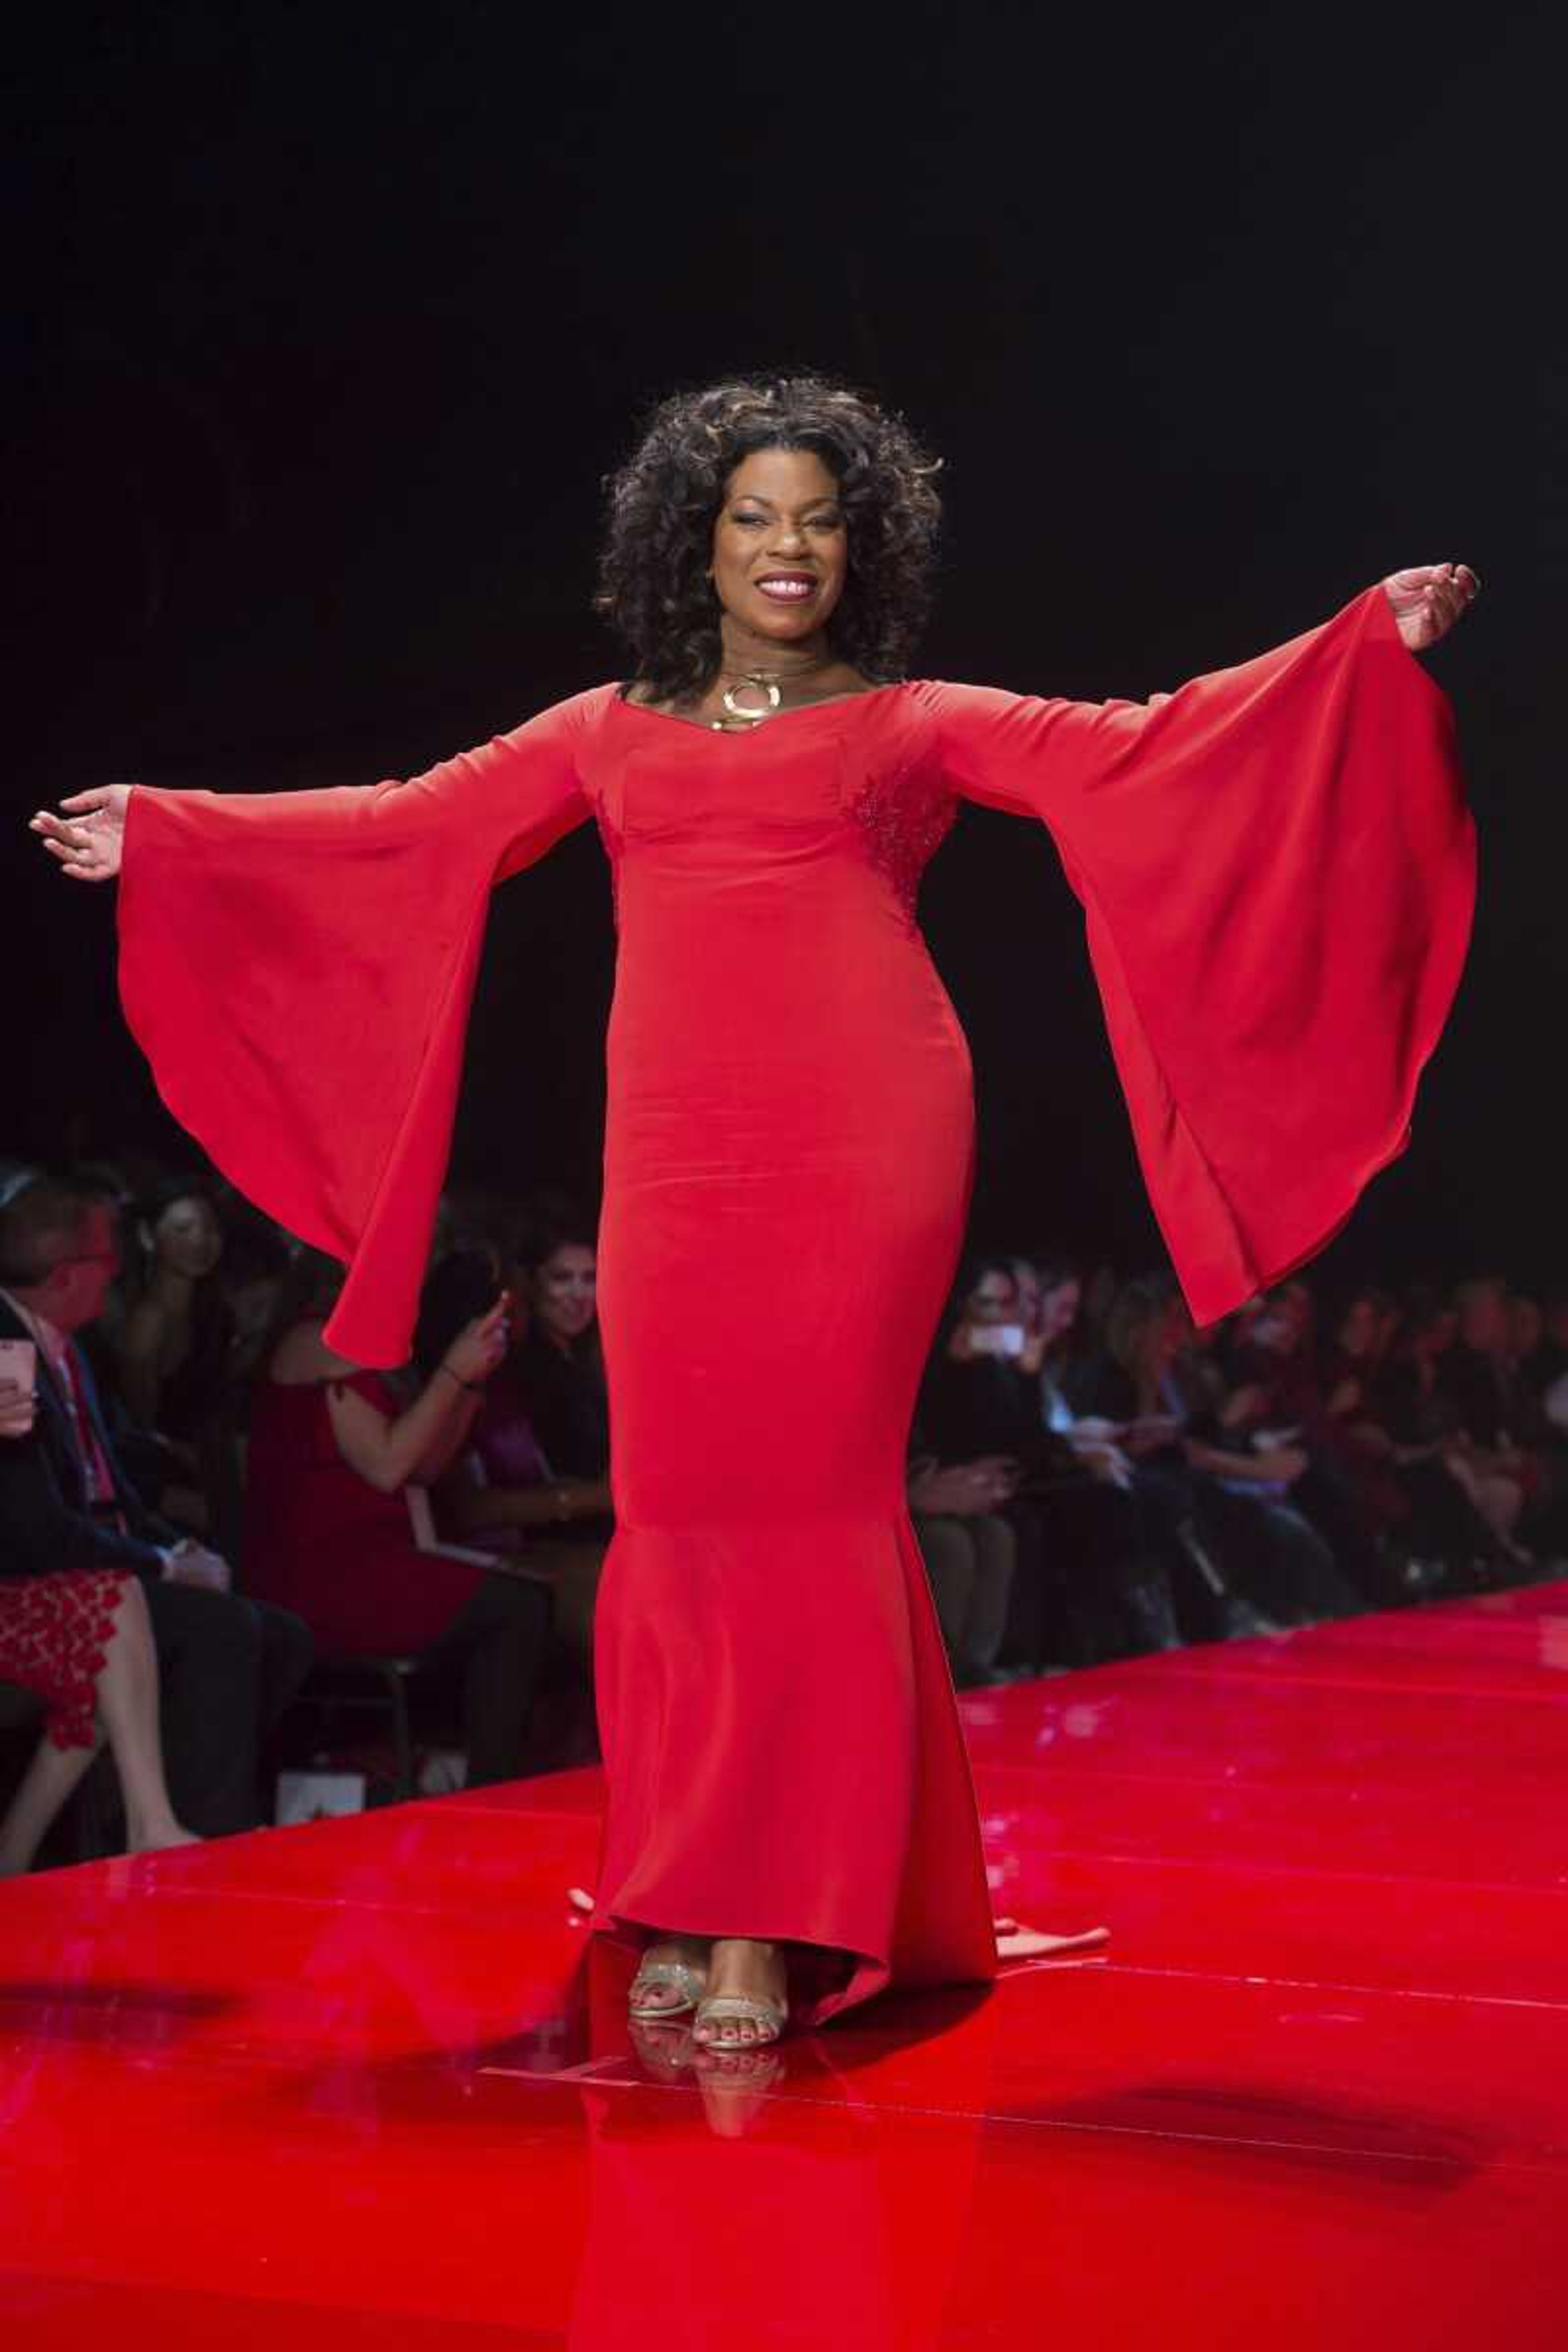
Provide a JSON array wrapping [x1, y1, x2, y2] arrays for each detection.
[[4, 1584, 1567, 2348]]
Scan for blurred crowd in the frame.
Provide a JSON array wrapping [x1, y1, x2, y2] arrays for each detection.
[[3, 1147, 1565, 1869], [911, 1253, 1566, 1684]]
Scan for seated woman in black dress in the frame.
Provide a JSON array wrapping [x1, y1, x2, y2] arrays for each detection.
[[509, 1213, 614, 1510], [1361, 1290, 1527, 1588]]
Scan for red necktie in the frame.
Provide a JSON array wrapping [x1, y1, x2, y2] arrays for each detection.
[[63, 1346, 121, 1517]]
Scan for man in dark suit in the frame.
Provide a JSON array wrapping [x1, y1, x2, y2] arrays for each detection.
[[0, 1174, 313, 1834]]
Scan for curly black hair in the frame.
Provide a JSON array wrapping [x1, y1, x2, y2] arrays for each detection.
[[592, 372, 944, 705]]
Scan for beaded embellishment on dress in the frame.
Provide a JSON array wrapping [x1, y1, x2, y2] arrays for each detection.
[[845, 761, 958, 928]]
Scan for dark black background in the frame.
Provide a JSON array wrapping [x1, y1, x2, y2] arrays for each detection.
[[8, 3, 1558, 1289]]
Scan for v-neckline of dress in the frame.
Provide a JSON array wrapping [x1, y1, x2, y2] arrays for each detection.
[[611, 681, 909, 735]]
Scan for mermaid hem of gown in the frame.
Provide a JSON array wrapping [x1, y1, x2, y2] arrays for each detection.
[[586, 1512, 1000, 2031]]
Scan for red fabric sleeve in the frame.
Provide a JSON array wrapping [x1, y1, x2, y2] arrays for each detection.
[[116, 688, 608, 1368], [915, 585, 1477, 1325]]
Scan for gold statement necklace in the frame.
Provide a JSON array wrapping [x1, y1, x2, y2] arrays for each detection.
[[710, 652, 837, 731]]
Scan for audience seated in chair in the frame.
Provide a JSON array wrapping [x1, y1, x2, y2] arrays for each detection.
[[420, 1244, 608, 1673], [1352, 1290, 1520, 1588], [906, 1430, 1019, 1686], [243, 1247, 553, 1787], [1, 1365, 198, 1872], [1436, 1276, 1557, 1563], [0, 1174, 312, 1837], [1067, 1276, 1361, 1635], [921, 1257, 1183, 1668], [106, 1177, 247, 1543]]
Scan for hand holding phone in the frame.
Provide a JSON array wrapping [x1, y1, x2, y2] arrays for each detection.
[[0, 1341, 38, 1439]]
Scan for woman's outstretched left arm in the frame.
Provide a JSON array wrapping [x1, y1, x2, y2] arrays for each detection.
[[916, 568, 1481, 1327]]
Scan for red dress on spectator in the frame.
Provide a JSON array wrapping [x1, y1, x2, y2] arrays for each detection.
[[0, 1569, 131, 1749], [115, 582, 1474, 2024], [243, 1366, 483, 1655]]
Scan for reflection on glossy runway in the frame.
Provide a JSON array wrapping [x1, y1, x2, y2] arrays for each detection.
[[4, 1586, 1568, 2346]]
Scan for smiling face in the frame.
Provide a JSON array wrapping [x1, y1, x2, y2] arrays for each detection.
[[153, 1194, 224, 1282], [709, 445, 849, 655], [532, 1243, 597, 1347], [966, 1270, 1018, 1328]]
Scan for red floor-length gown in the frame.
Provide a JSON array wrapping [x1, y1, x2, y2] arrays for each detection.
[[115, 581, 1473, 2026]]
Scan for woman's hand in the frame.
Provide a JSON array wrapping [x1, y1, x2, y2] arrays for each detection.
[[441, 1296, 510, 1390], [546, 1475, 615, 1524], [29, 784, 134, 881], [908, 1456, 1017, 1516], [1382, 562, 1481, 653], [1072, 1437, 1134, 1488]]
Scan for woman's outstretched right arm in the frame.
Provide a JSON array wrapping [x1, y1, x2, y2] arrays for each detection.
[[26, 686, 615, 1368]]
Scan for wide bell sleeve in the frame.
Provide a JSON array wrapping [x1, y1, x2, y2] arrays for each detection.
[[115, 686, 607, 1367], [913, 584, 1476, 1326]]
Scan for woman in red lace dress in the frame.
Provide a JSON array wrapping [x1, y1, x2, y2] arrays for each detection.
[[31, 374, 1479, 2043], [0, 1374, 196, 1874]]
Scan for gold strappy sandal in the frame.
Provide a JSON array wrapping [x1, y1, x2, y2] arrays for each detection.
[[628, 1951, 708, 2020]]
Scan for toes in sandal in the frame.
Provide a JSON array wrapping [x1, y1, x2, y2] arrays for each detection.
[[628, 1957, 708, 2020], [693, 1991, 789, 2046]]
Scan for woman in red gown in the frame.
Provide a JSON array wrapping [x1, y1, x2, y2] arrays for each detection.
[[32, 374, 1479, 2046]]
